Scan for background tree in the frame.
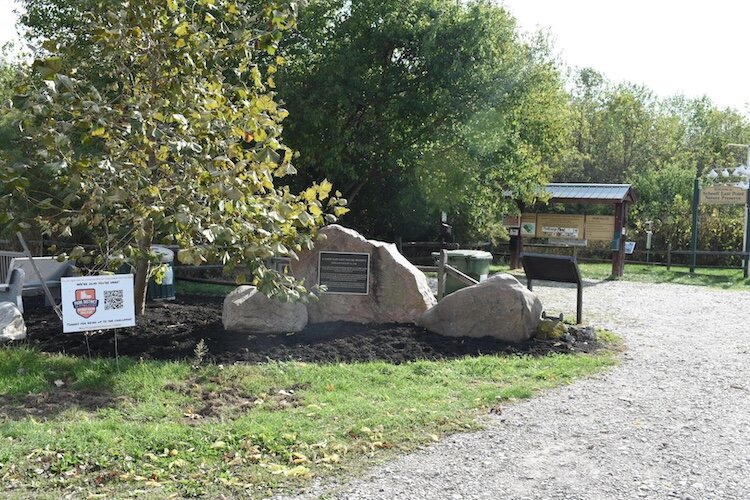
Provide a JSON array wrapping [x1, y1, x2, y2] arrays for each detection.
[[276, 0, 571, 241], [560, 68, 750, 254], [1, 0, 346, 314]]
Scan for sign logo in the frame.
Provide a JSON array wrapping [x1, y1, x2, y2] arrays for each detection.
[[72, 289, 99, 318]]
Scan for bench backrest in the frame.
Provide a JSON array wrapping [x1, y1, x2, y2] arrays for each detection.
[[0, 251, 25, 284], [521, 253, 581, 285], [8, 257, 74, 288]]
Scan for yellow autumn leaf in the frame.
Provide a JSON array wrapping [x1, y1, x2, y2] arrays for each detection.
[[91, 127, 106, 137], [284, 465, 311, 478], [303, 187, 316, 202], [174, 22, 188, 37], [176, 38, 186, 49], [309, 204, 323, 216], [166, 0, 177, 12], [321, 453, 340, 464], [318, 179, 333, 199]]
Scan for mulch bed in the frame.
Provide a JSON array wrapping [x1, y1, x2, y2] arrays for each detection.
[[18, 295, 601, 364]]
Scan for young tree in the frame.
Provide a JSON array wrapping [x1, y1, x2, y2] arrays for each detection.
[[1, 0, 347, 315]]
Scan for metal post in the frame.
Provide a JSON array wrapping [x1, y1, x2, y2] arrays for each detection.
[[690, 176, 700, 273], [745, 186, 750, 278], [16, 232, 63, 320], [576, 282, 583, 325], [667, 242, 672, 270], [612, 202, 626, 277], [745, 146, 750, 278], [437, 250, 447, 300]]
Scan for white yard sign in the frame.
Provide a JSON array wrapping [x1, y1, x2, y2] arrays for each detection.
[[61, 274, 136, 333]]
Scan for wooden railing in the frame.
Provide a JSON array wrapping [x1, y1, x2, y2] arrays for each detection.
[[416, 249, 478, 300]]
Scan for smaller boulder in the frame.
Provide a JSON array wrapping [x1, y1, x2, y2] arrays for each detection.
[[0, 302, 26, 341], [568, 324, 596, 342], [222, 286, 307, 333], [420, 274, 542, 342], [535, 319, 569, 340]]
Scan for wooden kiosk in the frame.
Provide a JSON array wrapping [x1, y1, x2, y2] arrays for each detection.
[[509, 183, 636, 277]]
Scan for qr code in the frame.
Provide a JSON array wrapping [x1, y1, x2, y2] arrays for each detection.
[[104, 290, 124, 310]]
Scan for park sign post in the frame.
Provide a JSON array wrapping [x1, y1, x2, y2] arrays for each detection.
[[61, 274, 136, 333], [692, 180, 750, 277]]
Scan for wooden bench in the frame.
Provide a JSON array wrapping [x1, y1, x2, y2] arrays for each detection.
[[8, 257, 75, 307], [521, 253, 584, 324]]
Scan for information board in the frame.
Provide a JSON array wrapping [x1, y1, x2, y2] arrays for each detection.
[[318, 252, 370, 295], [585, 215, 616, 241], [535, 214, 586, 240], [700, 185, 747, 205], [520, 213, 537, 236], [61, 274, 136, 333]]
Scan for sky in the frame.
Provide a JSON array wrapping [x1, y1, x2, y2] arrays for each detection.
[[501, 0, 749, 113], [1, 0, 748, 112], [0, 1, 19, 50]]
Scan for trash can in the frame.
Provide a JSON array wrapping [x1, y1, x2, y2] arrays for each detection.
[[432, 250, 493, 294], [146, 245, 176, 301]]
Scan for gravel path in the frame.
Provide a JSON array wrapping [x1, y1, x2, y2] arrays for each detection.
[[277, 280, 750, 499]]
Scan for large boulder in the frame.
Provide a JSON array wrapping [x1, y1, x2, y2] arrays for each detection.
[[222, 286, 308, 333], [293, 225, 436, 324], [0, 302, 26, 341], [420, 274, 542, 342]]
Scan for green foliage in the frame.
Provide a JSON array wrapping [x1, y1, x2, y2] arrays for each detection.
[[277, 0, 570, 241], [561, 68, 750, 251], [1, 0, 347, 313]]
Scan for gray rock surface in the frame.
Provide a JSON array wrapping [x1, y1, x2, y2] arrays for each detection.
[[420, 274, 543, 342], [222, 286, 307, 333], [293, 225, 436, 324], [274, 280, 750, 499], [0, 302, 26, 340]]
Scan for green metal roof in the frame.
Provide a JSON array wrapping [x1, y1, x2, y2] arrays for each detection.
[[545, 183, 636, 203]]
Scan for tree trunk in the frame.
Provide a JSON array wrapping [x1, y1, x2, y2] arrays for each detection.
[[133, 219, 154, 316]]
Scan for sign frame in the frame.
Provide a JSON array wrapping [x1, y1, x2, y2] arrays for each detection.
[[535, 214, 586, 240], [699, 185, 747, 205], [317, 251, 371, 296], [61, 274, 136, 333], [584, 215, 616, 242]]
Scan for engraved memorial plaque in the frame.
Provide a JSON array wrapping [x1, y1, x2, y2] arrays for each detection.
[[318, 251, 370, 295]]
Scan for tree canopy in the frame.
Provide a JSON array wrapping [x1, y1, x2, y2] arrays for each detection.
[[276, 0, 570, 241], [1, 0, 346, 313]]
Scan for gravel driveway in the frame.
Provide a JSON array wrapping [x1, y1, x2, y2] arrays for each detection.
[[278, 280, 750, 499]]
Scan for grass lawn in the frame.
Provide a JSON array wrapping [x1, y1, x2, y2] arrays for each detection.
[[0, 333, 621, 498], [491, 262, 750, 289]]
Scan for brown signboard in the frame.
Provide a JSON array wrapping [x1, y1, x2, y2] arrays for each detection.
[[700, 185, 747, 205], [585, 215, 616, 241], [535, 214, 586, 240]]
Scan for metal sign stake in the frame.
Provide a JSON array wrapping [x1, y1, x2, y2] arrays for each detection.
[[15, 232, 63, 320]]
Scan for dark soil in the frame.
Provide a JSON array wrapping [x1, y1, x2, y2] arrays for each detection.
[[18, 295, 602, 364]]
